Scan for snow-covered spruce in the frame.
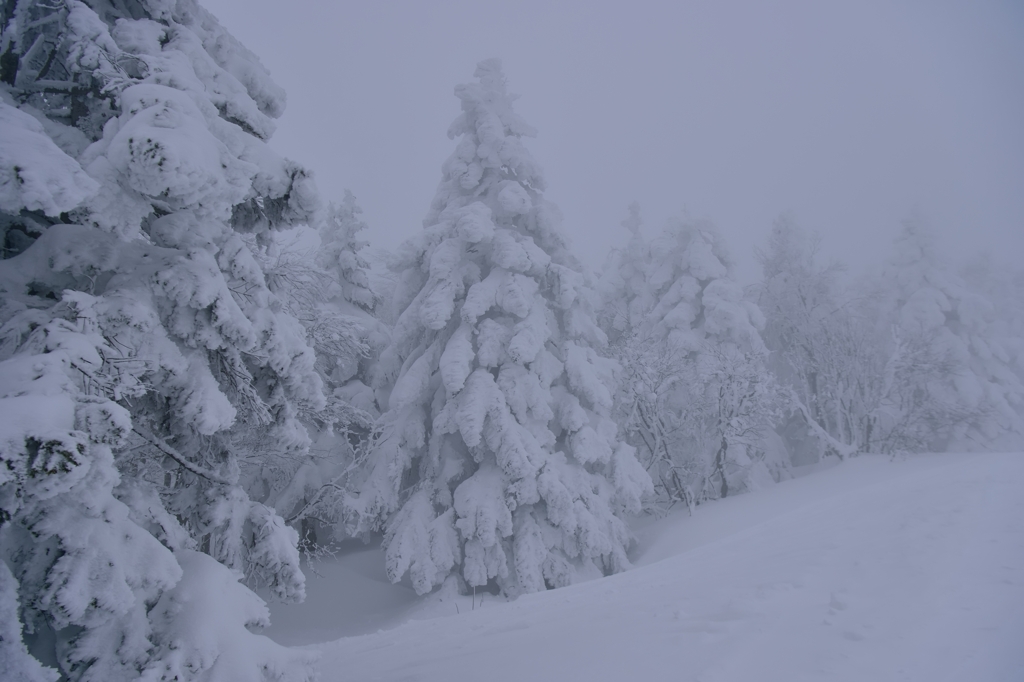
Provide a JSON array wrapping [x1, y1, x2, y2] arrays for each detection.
[[317, 190, 380, 314], [1, 1, 323, 679], [344, 59, 651, 596]]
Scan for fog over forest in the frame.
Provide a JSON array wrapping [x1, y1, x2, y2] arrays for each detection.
[[1, 2, 1021, 681]]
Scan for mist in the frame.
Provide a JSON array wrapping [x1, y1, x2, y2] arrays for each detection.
[[204, 0, 1024, 280]]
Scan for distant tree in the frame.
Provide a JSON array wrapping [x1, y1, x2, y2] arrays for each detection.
[[876, 219, 1023, 449], [604, 213, 782, 508], [755, 215, 997, 459], [318, 190, 380, 313], [597, 202, 651, 345], [342, 60, 651, 596], [959, 253, 1024, 448]]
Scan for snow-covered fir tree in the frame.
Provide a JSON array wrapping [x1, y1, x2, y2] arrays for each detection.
[[318, 190, 379, 314], [313, 191, 387, 435], [640, 217, 765, 353], [343, 59, 651, 596], [0, 1, 324, 678]]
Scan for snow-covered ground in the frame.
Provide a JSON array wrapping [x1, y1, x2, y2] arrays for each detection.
[[271, 453, 1024, 681]]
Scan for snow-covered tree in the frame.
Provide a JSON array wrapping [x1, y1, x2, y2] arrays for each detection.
[[342, 59, 651, 597], [960, 253, 1024, 446], [318, 190, 379, 313], [0, 1, 323, 678], [597, 202, 650, 345], [877, 219, 1023, 449], [603, 213, 780, 506], [640, 217, 765, 353], [257, 193, 390, 548], [755, 216, 994, 459], [755, 216, 868, 459], [313, 191, 387, 430]]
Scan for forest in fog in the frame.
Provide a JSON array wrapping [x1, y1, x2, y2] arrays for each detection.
[[1, 1, 1021, 681]]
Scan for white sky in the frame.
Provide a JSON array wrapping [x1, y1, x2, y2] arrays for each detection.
[[203, 0, 1024, 282]]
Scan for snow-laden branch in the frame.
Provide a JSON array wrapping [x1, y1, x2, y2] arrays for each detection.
[[132, 425, 235, 486], [789, 390, 858, 460]]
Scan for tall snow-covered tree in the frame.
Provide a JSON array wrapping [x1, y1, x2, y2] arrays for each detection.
[[318, 190, 379, 314], [0, 1, 323, 678], [343, 59, 651, 596]]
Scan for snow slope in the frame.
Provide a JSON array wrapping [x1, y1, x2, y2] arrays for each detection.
[[295, 453, 1024, 681]]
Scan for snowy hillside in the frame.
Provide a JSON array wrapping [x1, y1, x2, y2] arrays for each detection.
[[283, 453, 1024, 681]]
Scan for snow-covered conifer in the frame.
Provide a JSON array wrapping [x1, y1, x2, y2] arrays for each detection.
[[597, 202, 652, 344], [641, 217, 765, 353], [344, 59, 650, 596], [318, 190, 379, 313], [0, 1, 323, 677]]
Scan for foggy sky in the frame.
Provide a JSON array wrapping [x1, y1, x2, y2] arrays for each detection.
[[202, 0, 1024, 282]]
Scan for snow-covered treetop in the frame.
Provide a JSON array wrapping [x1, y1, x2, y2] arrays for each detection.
[[598, 202, 652, 341], [878, 218, 973, 342], [317, 190, 378, 312], [642, 217, 764, 354], [420, 58, 568, 256], [757, 214, 819, 282]]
